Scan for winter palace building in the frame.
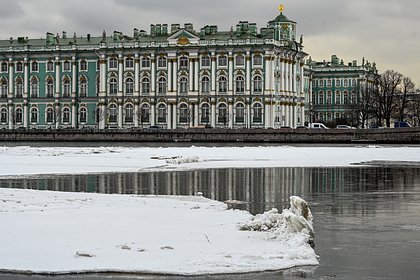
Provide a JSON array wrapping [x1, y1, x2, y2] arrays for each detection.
[[0, 6, 308, 130]]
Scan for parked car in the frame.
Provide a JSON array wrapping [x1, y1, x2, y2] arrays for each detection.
[[148, 125, 162, 129], [336, 125, 355, 129], [295, 125, 308, 130], [394, 121, 412, 128], [307, 123, 329, 129]]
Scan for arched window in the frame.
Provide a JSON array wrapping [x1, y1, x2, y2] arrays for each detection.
[[235, 55, 244, 67], [319, 91, 324, 104], [179, 57, 188, 69], [218, 55, 227, 67], [109, 77, 118, 95], [253, 76, 262, 94], [109, 58, 118, 69], [125, 57, 134, 69], [15, 78, 23, 98], [47, 61, 54, 72], [108, 103, 118, 123], [335, 90, 341, 105], [157, 104, 166, 123], [235, 76, 245, 94], [30, 107, 38, 123], [31, 61, 38, 72], [179, 103, 189, 123], [253, 54, 262, 66], [62, 107, 71, 123], [252, 103, 263, 123], [141, 77, 150, 94], [15, 107, 23, 123], [201, 55, 210, 67], [46, 107, 54, 123], [157, 56, 167, 68], [326, 90, 332, 104], [46, 78, 54, 98], [201, 103, 210, 123], [141, 57, 150, 68], [218, 76, 227, 93], [1, 62, 7, 73], [235, 103, 245, 123], [80, 60, 87, 71], [217, 103, 227, 124], [79, 107, 87, 123], [16, 62, 23, 72], [201, 76, 210, 93], [79, 77, 88, 97], [125, 103, 134, 123], [30, 78, 38, 98], [141, 104, 150, 123], [1, 79, 8, 98], [63, 61, 71, 72], [179, 77, 188, 94], [158, 77, 167, 94], [343, 91, 349, 104], [1, 107, 8, 123], [63, 78, 71, 97], [125, 77, 134, 95]]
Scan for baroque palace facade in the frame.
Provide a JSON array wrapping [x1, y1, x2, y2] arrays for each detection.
[[0, 7, 307, 130]]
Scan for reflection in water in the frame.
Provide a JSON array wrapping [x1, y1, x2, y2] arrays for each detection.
[[1, 167, 419, 215]]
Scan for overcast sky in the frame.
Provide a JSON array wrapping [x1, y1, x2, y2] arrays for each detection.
[[0, 0, 419, 87]]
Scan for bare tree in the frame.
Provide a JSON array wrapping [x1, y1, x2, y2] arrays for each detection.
[[376, 70, 403, 127], [351, 79, 378, 128], [408, 91, 420, 127], [395, 76, 415, 122]]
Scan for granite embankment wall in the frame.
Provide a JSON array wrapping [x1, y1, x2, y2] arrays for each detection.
[[1, 128, 419, 144]]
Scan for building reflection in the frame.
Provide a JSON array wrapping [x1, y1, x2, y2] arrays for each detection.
[[1, 167, 419, 215]]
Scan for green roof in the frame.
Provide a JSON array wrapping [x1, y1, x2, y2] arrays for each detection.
[[272, 13, 295, 23]]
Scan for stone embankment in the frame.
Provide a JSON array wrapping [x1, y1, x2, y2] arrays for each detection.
[[1, 127, 419, 144]]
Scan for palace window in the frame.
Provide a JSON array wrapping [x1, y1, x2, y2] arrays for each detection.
[[326, 79, 332, 87], [15, 78, 23, 98], [79, 77, 88, 97], [80, 60, 88, 71], [30, 78, 38, 98], [158, 77, 167, 94], [0, 108, 7, 123], [79, 107, 87, 123], [252, 103, 263, 123], [218, 55, 227, 67], [201, 103, 210, 123], [125, 77, 134, 95], [16, 62, 23, 73], [179, 77, 188, 94], [141, 77, 150, 94], [47, 61, 54, 72], [201, 55, 210, 67], [201, 76, 210, 93], [108, 104, 118, 123], [109, 77, 118, 95], [46, 78, 54, 98], [125, 57, 134, 69], [63, 61, 71, 72], [235, 55, 245, 67], [343, 79, 349, 87], [46, 107, 54, 123], [217, 103, 227, 124], [235, 76, 245, 94], [343, 91, 349, 104], [326, 91, 332, 104], [335, 90, 341, 104], [351, 79, 357, 87], [318, 79, 324, 87], [109, 58, 118, 70], [235, 103, 245, 123], [157, 56, 167, 68], [157, 104, 166, 123], [141, 104, 150, 123], [125, 104, 134, 123], [63, 78, 71, 97], [62, 107, 70, 123], [30, 107, 38, 123], [253, 76, 262, 94], [141, 57, 150, 68], [319, 91, 324, 104], [335, 79, 341, 87], [31, 61, 38, 72], [253, 54, 262, 66], [218, 76, 227, 93], [179, 103, 189, 123], [1, 62, 8, 73], [1, 79, 8, 98], [312, 92, 316, 104], [179, 57, 188, 69], [15, 108, 23, 123]]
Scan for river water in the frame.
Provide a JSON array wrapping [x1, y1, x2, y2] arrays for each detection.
[[1, 166, 420, 280]]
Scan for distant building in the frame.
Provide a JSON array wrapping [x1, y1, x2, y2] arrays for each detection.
[[305, 55, 378, 126], [0, 6, 308, 130]]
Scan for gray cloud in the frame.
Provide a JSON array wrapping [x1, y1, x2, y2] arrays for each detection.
[[0, 0, 418, 86]]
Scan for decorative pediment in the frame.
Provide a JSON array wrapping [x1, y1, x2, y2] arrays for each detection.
[[167, 29, 200, 46]]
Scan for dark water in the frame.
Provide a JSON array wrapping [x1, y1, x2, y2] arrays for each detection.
[[1, 167, 420, 280]]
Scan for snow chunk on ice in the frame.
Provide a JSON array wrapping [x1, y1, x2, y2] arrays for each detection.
[[165, 155, 200, 164]]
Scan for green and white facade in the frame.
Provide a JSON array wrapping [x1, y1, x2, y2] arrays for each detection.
[[305, 55, 378, 126], [0, 10, 307, 130]]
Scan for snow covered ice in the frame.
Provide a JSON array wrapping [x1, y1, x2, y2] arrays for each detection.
[[0, 188, 318, 275]]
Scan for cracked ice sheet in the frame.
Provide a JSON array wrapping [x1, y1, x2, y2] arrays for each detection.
[[0, 145, 419, 176], [0, 188, 317, 275]]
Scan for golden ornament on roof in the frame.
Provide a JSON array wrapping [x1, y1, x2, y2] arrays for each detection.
[[278, 4, 285, 13]]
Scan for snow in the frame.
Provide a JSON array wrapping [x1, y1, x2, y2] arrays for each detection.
[[0, 188, 317, 275], [0, 145, 419, 176]]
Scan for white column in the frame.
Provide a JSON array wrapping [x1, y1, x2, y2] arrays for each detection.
[[118, 103, 123, 128], [55, 58, 60, 97], [99, 55, 107, 129], [167, 104, 172, 129], [8, 59, 13, 98], [211, 53, 216, 92], [293, 104, 298, 127], [189, 59, 194, 92], [168, 59, 172, 92], [173, 59, 178, 93], [8, 105, 13, 129], [118, 55, 123, 96], [72, 59, 77, 128], [289, 61, 293, 94], [134, 54, 140, 96], [151, 104, 156, 125], [281, 104, 285, 126], [151, 54, 156, 94], [23, 105, 28, 128], [228, 52, 233, 93], [23, 59, 28, 99], [246, 103, 251, 128], [228, 103, 233, 128], [264, 104, 269, 128], [134, 103, 139, 127], [172, 103, 177, 129], [293, 61, 297, 94], [194, 58, 199, 92], [265, 56, 270, 92], [246, 52, 251, 92], [189, 104, 193, 127], [211, 103, 216, 127], [194, 103, 199, 127]]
